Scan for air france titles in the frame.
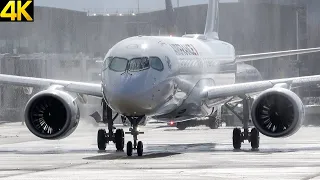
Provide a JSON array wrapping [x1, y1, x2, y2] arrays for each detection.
[[170, 44, 199, 56]]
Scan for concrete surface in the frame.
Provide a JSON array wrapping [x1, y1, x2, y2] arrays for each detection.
[[1, 121, 320, 180]]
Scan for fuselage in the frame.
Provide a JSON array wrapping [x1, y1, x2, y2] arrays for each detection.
[[101, 35, 258, 121]]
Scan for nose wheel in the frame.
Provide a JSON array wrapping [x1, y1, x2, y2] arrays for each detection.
[[127, 141, 143, 156], [125, 116, 145, 156]]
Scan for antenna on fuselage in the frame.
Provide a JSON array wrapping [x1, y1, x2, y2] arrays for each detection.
[[204, 0, 219, 39]]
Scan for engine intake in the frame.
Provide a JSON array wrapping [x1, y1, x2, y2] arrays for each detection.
[[251, 88, 305, 138], [25, 89, 80, 140]]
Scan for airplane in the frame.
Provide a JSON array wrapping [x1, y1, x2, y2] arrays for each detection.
[[2, 0, 320, 157]]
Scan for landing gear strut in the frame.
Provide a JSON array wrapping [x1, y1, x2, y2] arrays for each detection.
[[225, 96, 260, 150], [125, 116, 145, 156], [97, 100, 124, 151]]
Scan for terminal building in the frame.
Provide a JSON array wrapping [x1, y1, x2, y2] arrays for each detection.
[[0, 1, 317, 77]]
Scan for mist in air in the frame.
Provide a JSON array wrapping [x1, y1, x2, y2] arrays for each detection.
[[0, 0, 319, 126]]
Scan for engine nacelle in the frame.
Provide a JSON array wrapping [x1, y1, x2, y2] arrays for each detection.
[[251, 88, 305, 138], [24, 89, 80, 140]]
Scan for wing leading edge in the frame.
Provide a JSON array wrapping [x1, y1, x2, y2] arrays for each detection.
[[0, 74, 102, 97], [202, 75, 320, 100], [236, 47, 320, 62]]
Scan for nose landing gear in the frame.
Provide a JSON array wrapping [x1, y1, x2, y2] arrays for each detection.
[[125, 116, 145, 156]]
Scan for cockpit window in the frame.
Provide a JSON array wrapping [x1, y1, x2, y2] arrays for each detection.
[[108, 56, 162, 72], [103, 57, 113, 70], [109, 57, 128, 72], [128, 57, 149, 72], [150, 57, 164, 71]]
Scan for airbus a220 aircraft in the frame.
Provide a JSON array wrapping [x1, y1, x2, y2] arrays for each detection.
[[2, 0, 320, 157]]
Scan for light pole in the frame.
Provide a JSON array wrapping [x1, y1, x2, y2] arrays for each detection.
[[137, 0, 140, 13], [296, 8, 300, 77], [295, 6, 303, 97]]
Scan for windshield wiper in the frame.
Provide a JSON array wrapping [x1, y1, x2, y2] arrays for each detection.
[[121, 63, 132, 75]]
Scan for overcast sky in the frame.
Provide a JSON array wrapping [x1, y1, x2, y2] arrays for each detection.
[[35, 0, 238, 13]]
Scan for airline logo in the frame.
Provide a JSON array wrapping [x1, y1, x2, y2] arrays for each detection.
[[169, 44, 199, 56]]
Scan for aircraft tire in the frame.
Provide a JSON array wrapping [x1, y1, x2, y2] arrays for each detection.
[[97, 129, 107, 150], [250, 128, 260, 149], [137, 141, 143, 156], [233, 128, 242, 150], [127, 141, 133, 156], [115, 129, 125, 151]]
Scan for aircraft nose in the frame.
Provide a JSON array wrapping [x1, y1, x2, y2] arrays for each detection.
[[114, 71, 152, 95], [105, 72, 153, 116]]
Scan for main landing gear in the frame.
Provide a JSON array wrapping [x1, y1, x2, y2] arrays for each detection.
[[125, 116, 145, 156], [225, 96, 260, 150], [97, 100, 124, 152]]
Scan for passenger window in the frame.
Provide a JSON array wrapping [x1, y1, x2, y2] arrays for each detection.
[[128, 57, 149, 72], [109, 57, 128, 72], [150, 57, 164, 71]]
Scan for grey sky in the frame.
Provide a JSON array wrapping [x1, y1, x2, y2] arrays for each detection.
[[35, 0, 238, 13]]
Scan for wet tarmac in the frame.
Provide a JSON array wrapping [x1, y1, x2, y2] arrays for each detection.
[[1, 122, 320, 179]]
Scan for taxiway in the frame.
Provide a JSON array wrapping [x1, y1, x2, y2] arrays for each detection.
[[1, 121, 320, 179]]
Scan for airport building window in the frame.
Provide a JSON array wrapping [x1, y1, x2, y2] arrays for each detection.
[[150, 57, 164, 71], [109, 57, 128, 72], [128, 57, 150, 72]]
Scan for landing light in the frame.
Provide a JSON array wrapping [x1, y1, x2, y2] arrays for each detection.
[[170, 121, 174, 125]]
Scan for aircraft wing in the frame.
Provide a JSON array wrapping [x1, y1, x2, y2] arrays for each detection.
[[236, 47, 320, 62], [0, 74, 102, 97], [202, 75, 320, 100]]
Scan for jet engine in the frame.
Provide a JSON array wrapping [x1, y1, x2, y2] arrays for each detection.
[[24, 89, 80, 140], [251, 88, 305, 138]]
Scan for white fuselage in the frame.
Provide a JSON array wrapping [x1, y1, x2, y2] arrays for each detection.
[[101, 35, 237, 121]]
